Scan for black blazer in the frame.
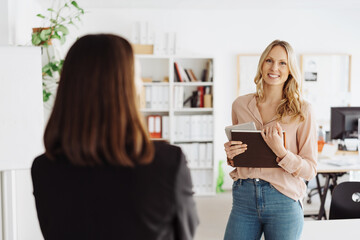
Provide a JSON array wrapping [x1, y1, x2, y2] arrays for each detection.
[[31, 141, 199, 240]]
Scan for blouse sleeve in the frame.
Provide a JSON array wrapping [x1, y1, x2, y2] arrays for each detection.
[[278, 103, 318, 181], [232, 102, 239, 125], [174, 152, 199, 240]]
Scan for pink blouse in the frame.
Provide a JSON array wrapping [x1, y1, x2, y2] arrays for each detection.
[[230, 93, 317, 201]]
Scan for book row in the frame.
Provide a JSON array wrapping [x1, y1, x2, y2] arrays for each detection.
[[174, 86, 212, 109], [147, 115, 169, 139], [141, 86, 169, 109], [176, 143, 213, 168], [147, 115, 212, 141], [174, 60, 213, 82], [190, 169, 214, 195], [174, 115, 213, 141]]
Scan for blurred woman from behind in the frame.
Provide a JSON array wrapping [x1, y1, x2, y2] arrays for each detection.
[[32, 34, 198, 240]]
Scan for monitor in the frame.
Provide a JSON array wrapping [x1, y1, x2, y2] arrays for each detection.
[[330, 107, 360, 140]]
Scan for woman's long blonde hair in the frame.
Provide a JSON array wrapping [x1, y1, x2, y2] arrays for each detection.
[[254, 40, 305, 122]]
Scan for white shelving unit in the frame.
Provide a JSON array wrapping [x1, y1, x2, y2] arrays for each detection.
[[137, 54, 216, 196]]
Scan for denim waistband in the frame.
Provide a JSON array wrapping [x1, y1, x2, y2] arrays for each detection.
[[239, 178, 270, 185]]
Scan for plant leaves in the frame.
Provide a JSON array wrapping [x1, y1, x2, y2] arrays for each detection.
[[31, 33, 42, 45], [56, 25, 69, 35], [47, 8, 54, 12], [42, 64, 53, 77], [43, 89, 51, 102], [71, 1, 79, 8], [51, 32, 61, 40], [39, 29, 52, 41], [36, 14, 45, 19], [71, 1, 84, 14], [50, 18, 57, 24], [60, 35, 66, 44]]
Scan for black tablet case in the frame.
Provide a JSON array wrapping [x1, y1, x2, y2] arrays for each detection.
[[231, 130, 281, 168]]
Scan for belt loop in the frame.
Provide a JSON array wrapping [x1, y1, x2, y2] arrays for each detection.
[[239, 179, 243, 185]]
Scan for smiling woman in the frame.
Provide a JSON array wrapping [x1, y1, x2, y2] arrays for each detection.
[[224, 40, 317, 240]]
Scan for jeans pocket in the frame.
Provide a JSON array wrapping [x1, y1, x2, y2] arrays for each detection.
[[232, 179, 241, 190], [269, 184, 296, 203]]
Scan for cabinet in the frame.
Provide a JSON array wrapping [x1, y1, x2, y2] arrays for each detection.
[[136, 55, 215, 196]]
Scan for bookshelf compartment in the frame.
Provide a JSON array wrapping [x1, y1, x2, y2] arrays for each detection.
[[137, 58, 169, 82], [142, 113, 170, 141], [140, 85, 169, 110], [174, 58, 213, 82], [174, 85, 213, 109], [137, 55, 215, 195]]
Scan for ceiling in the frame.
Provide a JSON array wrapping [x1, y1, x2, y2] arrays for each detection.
[[75, 0, 360, 9]]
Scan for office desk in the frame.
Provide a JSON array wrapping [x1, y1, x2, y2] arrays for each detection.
[[312, 153, 360, 220], [301, 219, 360, 239]]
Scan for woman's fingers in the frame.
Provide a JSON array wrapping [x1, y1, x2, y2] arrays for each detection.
[[227, 159, 234, 167], [226, 145, 247, 159], [224, 141, 247, 165], [224, 141, 242, 148], [225, 144, 247, 154]]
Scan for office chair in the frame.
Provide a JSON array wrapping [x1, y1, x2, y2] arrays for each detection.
[[329, 181, 360, 219]]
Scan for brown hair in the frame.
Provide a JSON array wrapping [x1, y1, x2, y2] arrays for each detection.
[[254, 40, 305, 122], [44, 34, 154, 166]]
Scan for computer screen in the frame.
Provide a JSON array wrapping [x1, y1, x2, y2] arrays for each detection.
[[330, 107, 360, 140]]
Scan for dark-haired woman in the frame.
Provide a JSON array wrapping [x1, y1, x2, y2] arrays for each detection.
[[31, 34, 198, 240]]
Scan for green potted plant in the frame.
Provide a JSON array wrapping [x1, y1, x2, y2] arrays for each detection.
[[32, 0, 84, 102]]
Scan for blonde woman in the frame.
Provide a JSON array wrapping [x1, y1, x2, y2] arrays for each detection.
[[224, 40, 317, 240]]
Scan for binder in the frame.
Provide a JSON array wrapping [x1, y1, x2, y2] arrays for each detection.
[[145, 86, 152, 108], [154, 115, 162, 138], [161, 116, 169, 139], [148, 115, 162, 138], [230, 130, 285, 168]]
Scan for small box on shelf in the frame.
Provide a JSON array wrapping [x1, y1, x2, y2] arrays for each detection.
[[132, 44, 154, 55], [142, 77, 152, 82]]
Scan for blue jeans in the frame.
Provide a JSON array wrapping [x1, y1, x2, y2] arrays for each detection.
[[224, 179, 303, 240]]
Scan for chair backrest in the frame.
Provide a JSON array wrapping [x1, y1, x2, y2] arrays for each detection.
[[329, 181, 360, 220]]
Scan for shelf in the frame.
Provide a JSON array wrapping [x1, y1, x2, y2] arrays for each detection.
[[136, 54, 213, 59], [143, 82, 169, 86], [173, 82, 213, 86], [135, 54, 170, 59], [140, 109, 169, 113], [174, 108, 213, 113], [174, 139, 213, 143], [189, 166, 213, 170]]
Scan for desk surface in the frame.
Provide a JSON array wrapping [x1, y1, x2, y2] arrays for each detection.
[[317, 162, 360, 173], [301, 219, 360, 239], [317, 153, 360, 173]]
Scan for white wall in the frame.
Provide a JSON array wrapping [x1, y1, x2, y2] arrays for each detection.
[[0, 0, 9, 44]]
